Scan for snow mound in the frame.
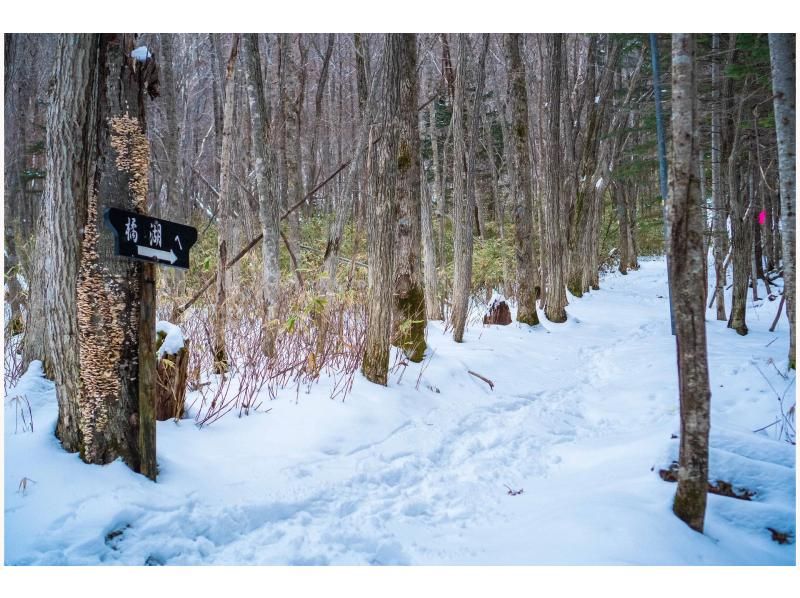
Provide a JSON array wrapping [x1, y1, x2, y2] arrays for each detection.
[[156, 321, 184, 358], [130, 46, 151, 62]]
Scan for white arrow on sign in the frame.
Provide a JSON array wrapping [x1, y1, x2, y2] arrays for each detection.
[[137, 245, 177, 264]]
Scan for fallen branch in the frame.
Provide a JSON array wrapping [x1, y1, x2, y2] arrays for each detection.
[[769, 293, 786, 332], [658, 463, 755, 500], [468, 369, 494, 390], [298, 243, 367, 270]]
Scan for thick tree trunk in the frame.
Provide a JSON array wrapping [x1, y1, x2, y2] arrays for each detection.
[[542, 34, 568, 323], [41, 33, 98, 454], [768, 33, 796, 369], [393, 33, 427, 360], [212, 34, 240, 373], [668, 33, 711, 534], [42, 33, 160, 473], [244, 33, 281, 357], [505, 34, 539, 326], [362, 35, 400, 386]]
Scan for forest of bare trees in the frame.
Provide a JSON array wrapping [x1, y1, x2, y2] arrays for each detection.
[[3, 32, 795, 540]]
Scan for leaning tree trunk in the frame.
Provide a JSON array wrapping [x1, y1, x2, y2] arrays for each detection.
[[668, 33, 711, 534], [42, 33, 160, 472], [505, 33, 539, 326], [710, 33, 728, 322], [768, 33, 796, 369], [244, 33, 281, 358], [393, 33, 427, 361], [362, 35, 400, 386], [212, 34, 239, 373], [542, 34, 568, 323]]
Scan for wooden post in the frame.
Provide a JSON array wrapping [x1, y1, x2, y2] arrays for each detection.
[[138, 261, 157, 480]]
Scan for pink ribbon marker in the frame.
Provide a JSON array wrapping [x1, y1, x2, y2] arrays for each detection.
[[758, 210, 766, 225]]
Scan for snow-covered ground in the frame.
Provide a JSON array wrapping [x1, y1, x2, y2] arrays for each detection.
[[3, 258, 795, 565]]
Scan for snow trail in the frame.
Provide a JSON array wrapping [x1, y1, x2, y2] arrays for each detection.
[[4, 258, 795, 565]]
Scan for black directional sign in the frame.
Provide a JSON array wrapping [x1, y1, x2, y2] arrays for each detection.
[[104, 207, 198, 270]]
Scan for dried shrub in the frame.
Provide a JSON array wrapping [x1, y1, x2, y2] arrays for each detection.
[[170, 272, 367, 427], [3, 328, 25, 392]]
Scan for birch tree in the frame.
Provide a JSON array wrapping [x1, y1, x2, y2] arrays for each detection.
[[244, 33, 280, 357], [768, 33, 796, 369]]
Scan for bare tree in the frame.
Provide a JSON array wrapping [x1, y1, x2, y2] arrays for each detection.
[[39, 33, 160, 473], [668, 33, 711, 533], [212, 34, 240, 373], [768, 33, 796, 369], [450, 35, 472, 341], [710, 33, 728, 321], [422, 97, 442, 320], [726, 84, 752, 336], [362, 35, 400, 386], [394, 33, 427, 360], [505, 33, 539, 326], [244, 33, 280, 357], [541, 34, 568, 323]]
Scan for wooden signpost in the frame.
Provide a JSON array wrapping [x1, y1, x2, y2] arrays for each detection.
[[105, 208, 197, 481], [105, 207, 198, 269]]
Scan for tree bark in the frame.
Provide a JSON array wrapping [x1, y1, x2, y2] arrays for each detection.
[[393, 33, 427, 360], [362, 35, 400, 386], [542, 34, 568, 323], [768, 33, 796, 369], [450, 34, 472, 342], [710, 33, 728, 321], [212, 34, 240, 373], [41, 33, 160, 474], [159, 33, 182, 221], [668, 33, 711, 534], [505, 34, 539, 326], [726, 95, 751, 336], [424, 99, 443, 320], [41, 33, 98, 454], [421, 155, 441, 321], [308, 34, 335, 190], [244, 33, 281, 358]]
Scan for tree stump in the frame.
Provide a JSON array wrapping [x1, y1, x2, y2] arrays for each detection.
[[483, 296, 512, 326], [155, 324, 189, 421]]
